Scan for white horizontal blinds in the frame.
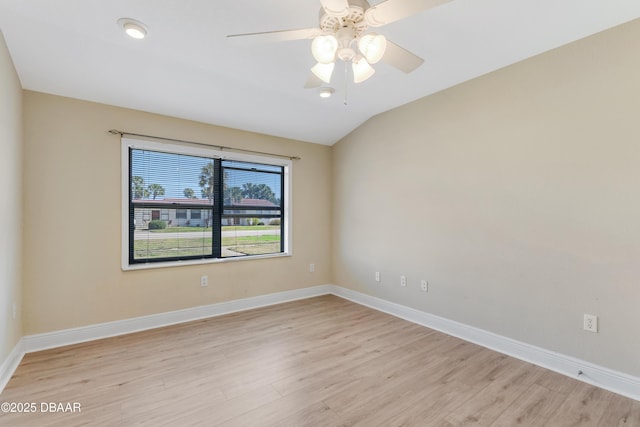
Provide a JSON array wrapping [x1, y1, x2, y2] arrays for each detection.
[[130, 148, 215, 263], [221, 160, 284, 257]]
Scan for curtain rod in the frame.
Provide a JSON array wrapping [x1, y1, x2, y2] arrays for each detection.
[[108, 129, 301, 161]]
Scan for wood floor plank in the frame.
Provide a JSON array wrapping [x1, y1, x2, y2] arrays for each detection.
[[443, 357, 544, 426], [1, 295, 638, 426], [596, 393, 639, 426], [263, 401, 341, 427], [547, 381, 638, 426], [490, 383, 568, 426], [328, 356, 457, 425], [216, 376, 359, 427], [163, 384, 283, 427], [381, 379, 485, 426]]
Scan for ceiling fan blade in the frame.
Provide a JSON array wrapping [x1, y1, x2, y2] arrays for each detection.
[[382, 40, 424, 73], [320, 0, 350, 17], [227, 28, 321, 43], [365, 0, 451, 27], [304, 74, 324, 89]]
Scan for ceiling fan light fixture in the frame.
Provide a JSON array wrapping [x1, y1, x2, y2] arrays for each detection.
[[358, 33, 386, 64], [118, 18, 148, 39], [311, 35, 338, 63], [311, 62, 335, 84], [337, 47, 356, 62], [352, 57, 375, 83], [318, 87, 335, 98]]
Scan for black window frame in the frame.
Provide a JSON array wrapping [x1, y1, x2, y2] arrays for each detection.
[[125, 142, 288, 267]]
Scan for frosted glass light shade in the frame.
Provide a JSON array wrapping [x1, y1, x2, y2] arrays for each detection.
[[358, 33, 386, 64], [352, 57, 375, 83], [311, 62, 335, 84], [312, 35, 338, 64]]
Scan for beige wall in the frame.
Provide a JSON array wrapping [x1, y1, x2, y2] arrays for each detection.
[[0, 31, 23, 363], [22, 92, 332, 334], [332, 20, 640, 377]]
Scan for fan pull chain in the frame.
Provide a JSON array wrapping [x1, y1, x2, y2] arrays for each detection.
[[343, 61, 348, 106]]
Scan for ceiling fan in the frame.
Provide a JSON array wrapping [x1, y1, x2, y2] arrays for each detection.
[[227, 0, 451, 88]]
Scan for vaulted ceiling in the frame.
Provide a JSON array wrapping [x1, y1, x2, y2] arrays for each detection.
[[1, 0, 638, 145]]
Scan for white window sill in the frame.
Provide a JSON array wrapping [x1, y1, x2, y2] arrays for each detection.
[[121, 252, 292, 271]]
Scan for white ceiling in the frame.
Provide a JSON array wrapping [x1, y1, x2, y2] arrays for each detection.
[[1, 0, 639, 145]]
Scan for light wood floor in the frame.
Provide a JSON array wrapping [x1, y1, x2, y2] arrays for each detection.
[[1, 295, 639, 426]]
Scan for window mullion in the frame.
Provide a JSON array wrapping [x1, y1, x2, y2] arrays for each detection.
[[212, 158, 223, 258]]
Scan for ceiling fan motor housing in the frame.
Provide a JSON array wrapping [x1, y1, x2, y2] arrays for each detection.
[[319, 0, 370, 35]]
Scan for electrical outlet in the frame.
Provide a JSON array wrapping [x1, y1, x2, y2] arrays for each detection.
[[583, 314, 598, 333], [200, 275, 208, 287], [309, 263, 315, 273], [400, 275, 407, 287], [375, 272, 380, 282], [421, 280, 428, 292]]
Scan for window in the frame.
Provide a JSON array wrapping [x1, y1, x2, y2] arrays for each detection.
[[122, 138, 290, 269]]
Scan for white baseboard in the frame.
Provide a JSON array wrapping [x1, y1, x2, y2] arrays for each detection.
[[0, 339, 25, 394], [22, 285, 332, 354], [2, 283, 638, 402], [330, 285, 640, 402]]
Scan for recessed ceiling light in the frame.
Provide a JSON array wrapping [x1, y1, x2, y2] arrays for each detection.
[[319, 87, 334, 98], [117, 18, 148, 39]]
